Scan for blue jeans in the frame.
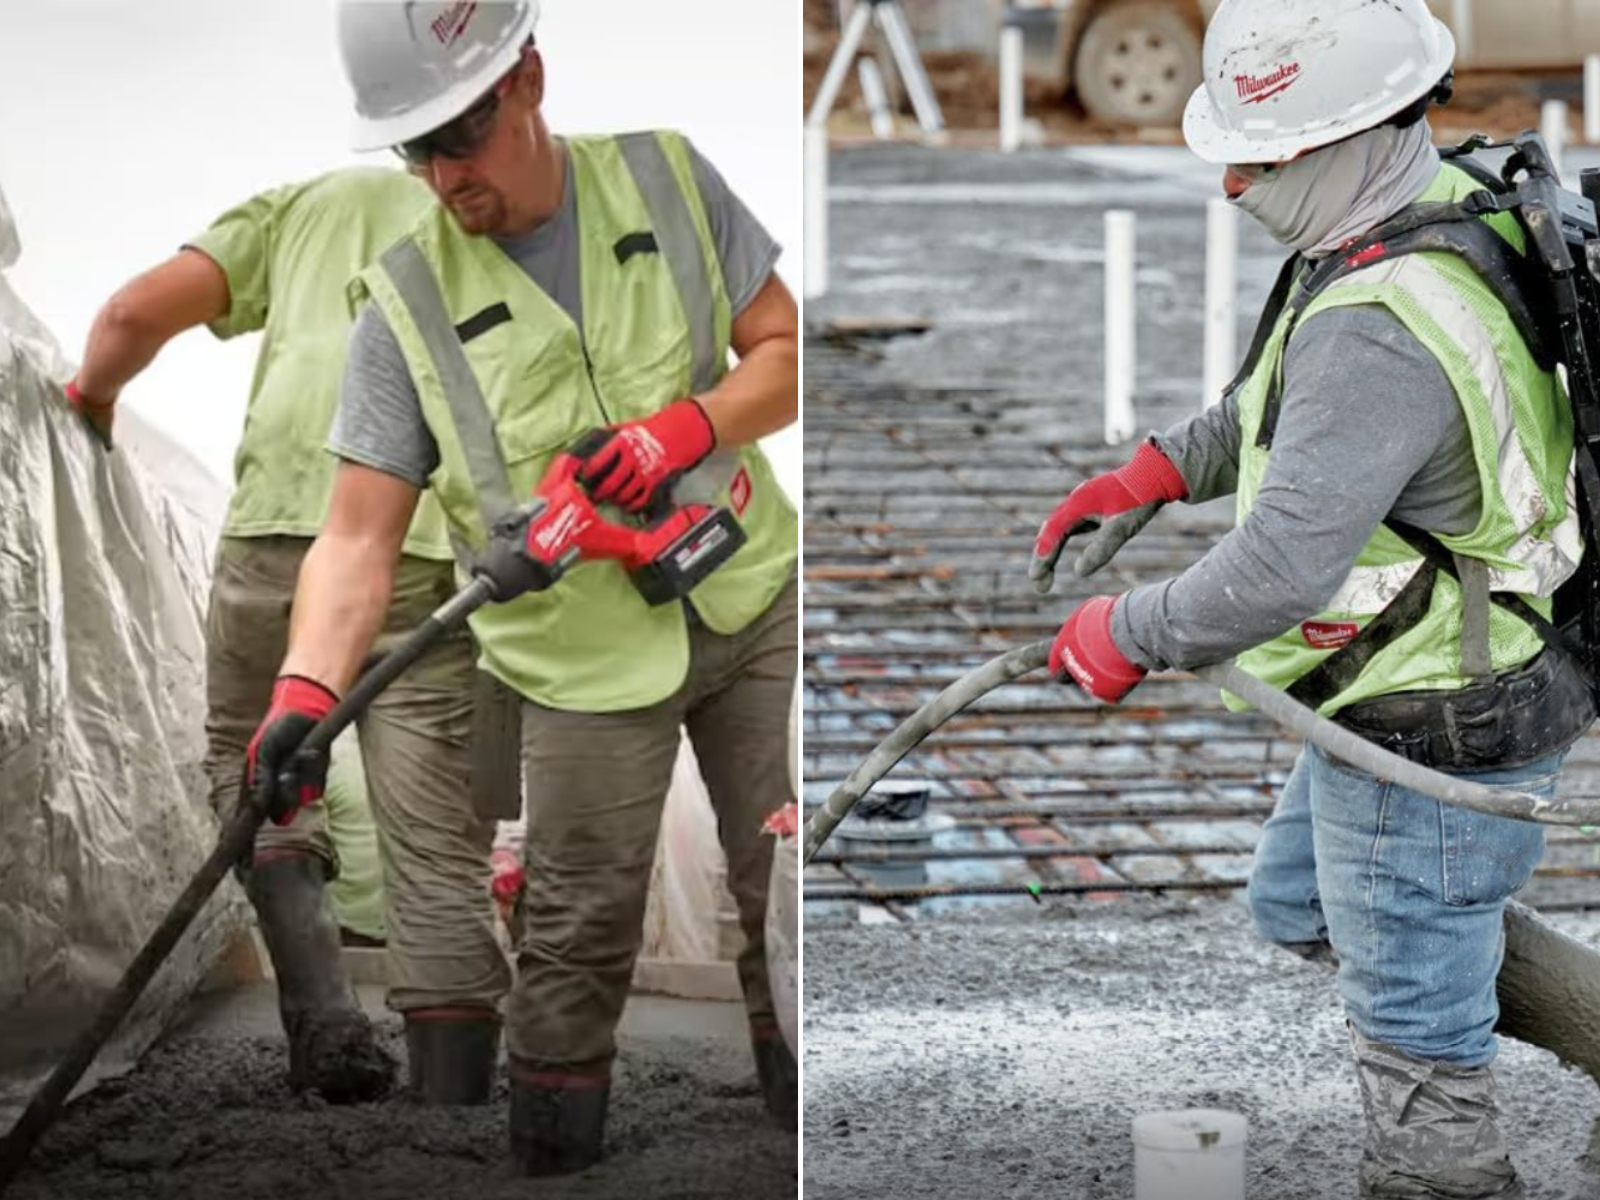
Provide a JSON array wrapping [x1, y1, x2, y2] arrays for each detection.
[[1247, 744, 1560, 1067]]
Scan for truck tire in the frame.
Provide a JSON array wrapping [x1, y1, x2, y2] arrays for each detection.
[[1073, 0, 1202, 128]]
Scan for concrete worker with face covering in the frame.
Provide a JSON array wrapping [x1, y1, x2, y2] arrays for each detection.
[[1028, 1, 1592, 1195], [245, 0, 800, 1177]]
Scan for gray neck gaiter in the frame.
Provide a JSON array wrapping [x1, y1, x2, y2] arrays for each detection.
[[1232, 119, 1440, 258]]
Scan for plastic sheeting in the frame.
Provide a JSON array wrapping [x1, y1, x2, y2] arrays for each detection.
[[0, 242, 241, 1124], [772, 685, 798, 1051], [641, 737, 732, 964]]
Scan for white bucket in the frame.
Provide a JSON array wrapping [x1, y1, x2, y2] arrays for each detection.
[[1132, 1109, 1248, 1200]]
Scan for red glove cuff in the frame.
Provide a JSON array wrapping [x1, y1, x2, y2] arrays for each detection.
[[1050, 596, 1146, 703], [64, 380, 114, 412], [268, 674, 339, 721], [1117, 439, 1188, 504], [661, 397, 716, 467]]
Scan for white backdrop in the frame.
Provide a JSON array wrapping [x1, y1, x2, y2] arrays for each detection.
[[0, 0, 801, 500]]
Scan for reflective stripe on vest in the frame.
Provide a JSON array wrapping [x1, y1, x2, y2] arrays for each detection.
[[615, 132, 740, 505], [1319, 254, 1580, 599], [378, 239, 517, 530]]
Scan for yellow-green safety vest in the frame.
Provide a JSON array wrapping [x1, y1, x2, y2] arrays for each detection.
[[353, 131, 798, 712], [1228, 163, 1580, 715]]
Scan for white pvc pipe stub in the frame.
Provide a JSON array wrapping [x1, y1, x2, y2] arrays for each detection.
[[1586, 55, 1600, 146], [1133, 1109, 1248, 1200], [1104, 210, 1137, 445], [999, 22, 1024, 153], [804, 125, 829, 300], [1541, 99, 1568, 179], [1202, 197, 1238, 411]]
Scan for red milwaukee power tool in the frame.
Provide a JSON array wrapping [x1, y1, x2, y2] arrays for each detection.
[[473, 428, 746, 605]]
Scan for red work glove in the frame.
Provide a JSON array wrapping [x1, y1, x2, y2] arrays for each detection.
[[524, 454, 638, 570], [246, 675, 338, 825], [1029, 439, 1187, 593], [576, 398, 715, 513], [1049, 596, 1147, 704], [64, 380, 115, 451]]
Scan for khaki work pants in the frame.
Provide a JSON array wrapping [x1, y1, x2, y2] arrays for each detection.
[[507, 577, 799, 1070], [204, 535, 511, 1013]]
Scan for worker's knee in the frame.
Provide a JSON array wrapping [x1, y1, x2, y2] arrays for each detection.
[[1245, 864, 1326, 948]]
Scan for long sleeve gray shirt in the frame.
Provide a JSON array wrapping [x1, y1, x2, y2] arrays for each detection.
[[1111, 303, 1483, 670]]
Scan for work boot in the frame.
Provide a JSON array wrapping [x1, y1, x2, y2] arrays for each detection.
[[507, 1060, 609, 1176], [1350, 1025, 1523, 1199], [750, 1020, 797, 1127], [404, 1007, 501, 1105], [244, 851, 394, 1102]]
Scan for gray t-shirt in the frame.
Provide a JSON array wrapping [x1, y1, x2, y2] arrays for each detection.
[[329, 139, 781, 487], [1112, 303, 1483, 670]]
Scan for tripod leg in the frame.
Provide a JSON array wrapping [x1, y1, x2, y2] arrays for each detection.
[[876, 1, 946, 135], [808, 1, 875, 126]]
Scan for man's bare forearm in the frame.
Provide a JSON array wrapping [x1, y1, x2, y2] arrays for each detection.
[[76, 249, 230, 403], [698, 273, 798, 448], [698, 334, 799, 448], [280, 531, 398, 694]]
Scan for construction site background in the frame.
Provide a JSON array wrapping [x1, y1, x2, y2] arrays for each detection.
[[803, 0, 1581, 143]]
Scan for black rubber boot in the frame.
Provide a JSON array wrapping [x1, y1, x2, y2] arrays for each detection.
[[751, 1023, 797, 1127], [404, 1008, 501, 1105], [508, 1064, 609, 1176], [243, 852, 394, 1102]]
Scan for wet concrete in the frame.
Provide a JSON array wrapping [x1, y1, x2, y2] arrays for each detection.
[[7, 986, 794, 1200], [803, 896, 1600, 1199]]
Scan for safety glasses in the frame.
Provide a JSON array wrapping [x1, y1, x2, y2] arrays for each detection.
[[393, 79, 506, 167]]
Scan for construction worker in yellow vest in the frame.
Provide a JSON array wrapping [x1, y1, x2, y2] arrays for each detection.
[[1031, 2, 1590, 1196], [243, 0, 799, 1176], [66, 169, 521, 1107]]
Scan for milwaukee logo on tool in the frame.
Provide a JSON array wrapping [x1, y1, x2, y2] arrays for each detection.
[[430, 1, 478, 47], [1234, 62, 1301, 105], [533, 502, 587, 554], [1301, 620, 1360, 651]]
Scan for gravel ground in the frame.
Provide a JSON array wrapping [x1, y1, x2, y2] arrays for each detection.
[[803, 896, 1600, 1200]]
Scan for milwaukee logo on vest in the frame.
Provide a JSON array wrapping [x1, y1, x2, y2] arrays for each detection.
[[1300, 620, 1360, 651], [431, 1, 478, 47], [1235, 62, 1301, 105]]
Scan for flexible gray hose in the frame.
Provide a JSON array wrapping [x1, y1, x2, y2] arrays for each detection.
[[804, 641, 1051, 862], [803, 642, 1600, 864]]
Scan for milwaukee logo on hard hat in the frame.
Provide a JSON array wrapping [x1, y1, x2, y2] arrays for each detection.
[[430, 1, 478, 47], [1301, 620, 1360, 651], [1235, 62, 1301, 105]]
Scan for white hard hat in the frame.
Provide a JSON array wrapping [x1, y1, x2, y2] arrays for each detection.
[[337, 1, 540, 152], [1183, 0, 1454, 165]]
